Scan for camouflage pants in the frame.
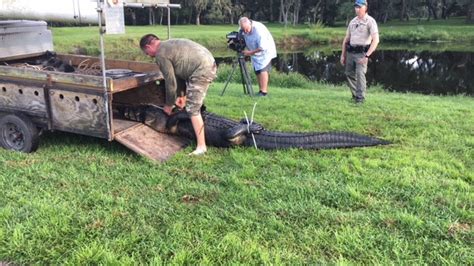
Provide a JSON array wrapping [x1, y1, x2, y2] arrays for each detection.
[[186, 64, 217, 115], [345, 52, 368, 101]]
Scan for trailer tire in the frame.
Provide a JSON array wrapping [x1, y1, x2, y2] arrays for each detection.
[[0, 114, 39, 153]]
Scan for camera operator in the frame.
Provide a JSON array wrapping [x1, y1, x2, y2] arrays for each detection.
[[238, 17, 277, 97], [140, 34, 217, 156]]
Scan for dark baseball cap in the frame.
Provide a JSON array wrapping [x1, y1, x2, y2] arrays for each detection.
[[354, 0, 367, 7]]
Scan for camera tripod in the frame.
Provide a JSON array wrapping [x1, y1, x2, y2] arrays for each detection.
[[221, 52, 254, 97]]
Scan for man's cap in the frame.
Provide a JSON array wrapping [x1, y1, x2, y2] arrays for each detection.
[[354, 0, 367, 7]]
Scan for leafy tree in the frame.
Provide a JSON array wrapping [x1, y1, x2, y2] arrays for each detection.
[[155, 0, 474, 25], [192, 0, 209, 25]]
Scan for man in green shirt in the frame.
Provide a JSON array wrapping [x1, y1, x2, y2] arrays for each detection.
[[140, 34, 217, 155]]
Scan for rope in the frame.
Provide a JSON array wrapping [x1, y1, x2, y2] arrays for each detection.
[[76, 59, 102, 75], [244, 102, 258, 150]]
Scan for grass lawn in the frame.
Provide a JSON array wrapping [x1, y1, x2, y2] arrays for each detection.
[[1, 70, 472, 263]]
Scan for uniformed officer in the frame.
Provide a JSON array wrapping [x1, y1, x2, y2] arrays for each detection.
[[340, 0, 379, 103]]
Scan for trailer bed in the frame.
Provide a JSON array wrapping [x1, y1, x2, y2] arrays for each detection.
[[0, 52, 188, 161]]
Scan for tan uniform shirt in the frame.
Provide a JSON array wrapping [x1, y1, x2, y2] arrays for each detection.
[[155, 39, 215, 106], [347, 14, 379, 46]]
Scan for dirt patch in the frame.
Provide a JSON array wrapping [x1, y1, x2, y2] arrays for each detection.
[[448, 222, 471, 236], [182, 194, 200, 204]]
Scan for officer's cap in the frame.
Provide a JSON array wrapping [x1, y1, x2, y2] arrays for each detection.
[[354, 0, 367, 7]]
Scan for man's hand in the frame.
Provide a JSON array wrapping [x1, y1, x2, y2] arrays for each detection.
[[243, 50, 253, 57], [357, 57, 369, 64], [175, 96, 187, 109], [163, 105, 174, 115], [340, 55, 346, 65]]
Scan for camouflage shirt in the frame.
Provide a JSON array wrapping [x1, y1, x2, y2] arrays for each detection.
[[155, 39, 216, 106]]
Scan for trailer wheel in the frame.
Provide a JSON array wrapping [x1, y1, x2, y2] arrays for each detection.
[[0, 114, 39, 153]]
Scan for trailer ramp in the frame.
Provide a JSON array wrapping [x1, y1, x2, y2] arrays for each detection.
[[113, 119, 189, 162]]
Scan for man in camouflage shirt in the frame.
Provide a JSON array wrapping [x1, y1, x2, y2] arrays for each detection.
[[340, 0, 379, 103], [140, 34, 217, 155]]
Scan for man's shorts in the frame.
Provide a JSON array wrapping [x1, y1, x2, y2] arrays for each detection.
[[254, 60, 272, 75], [186, 63, 217, 116]]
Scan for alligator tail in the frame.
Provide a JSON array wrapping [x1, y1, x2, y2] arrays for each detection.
[[245, 131, 390, 150]]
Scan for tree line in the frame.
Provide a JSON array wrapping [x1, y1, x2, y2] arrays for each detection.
[[125, 0, 474, 26]]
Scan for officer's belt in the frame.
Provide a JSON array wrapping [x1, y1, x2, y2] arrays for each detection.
[[347, 45, 370, 53]]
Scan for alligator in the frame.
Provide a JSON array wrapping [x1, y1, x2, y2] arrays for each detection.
[[115, 104, 390, 150]]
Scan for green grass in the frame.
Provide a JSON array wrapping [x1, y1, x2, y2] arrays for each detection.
[[1, 71, 473, 264], [50, 17, 474, 58]]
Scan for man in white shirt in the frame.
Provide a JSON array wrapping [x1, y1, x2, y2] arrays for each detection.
[[239, 17, 277, 97]]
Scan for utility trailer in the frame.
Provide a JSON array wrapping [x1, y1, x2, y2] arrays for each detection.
[[0, 20, 188, 162]]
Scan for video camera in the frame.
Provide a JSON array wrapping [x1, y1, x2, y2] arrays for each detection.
[[226, 31, 246, 53]]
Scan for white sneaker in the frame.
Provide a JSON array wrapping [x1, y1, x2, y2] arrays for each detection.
[[188, 148, 206, 156]]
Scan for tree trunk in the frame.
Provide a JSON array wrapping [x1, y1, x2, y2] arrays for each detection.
[[280, 0, 292, 26], [270, 0, 274, 22], [131, 9, 137, 25], [426, 0, 438, 20], [229, 7, 234, 24], [441, 0, 447, 19], [293, 0, 301, 26], [159, 9, 163, 25], [188, 9, 193, 25], [313, 0, 322, 24], [442, 0, 457, 20], [400, 0, 407, 21], [468, 3, 474, 23], [279, 0, 283, 23], [148, 8, 154, 25], [196, 10, 201, 25]]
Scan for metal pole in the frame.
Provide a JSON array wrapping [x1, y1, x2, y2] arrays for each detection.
[[97, 0, 106, 88], [97, 0, 112, 140]]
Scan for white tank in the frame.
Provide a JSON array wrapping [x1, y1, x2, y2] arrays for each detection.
[[0, 0, 99, 24], [0, 0, 172, 24]]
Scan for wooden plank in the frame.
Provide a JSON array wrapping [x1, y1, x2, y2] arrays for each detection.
[[49, 89, 108, 138], [113, 118, 141, 134], [0, 58, 106, 90], [0, 81, 47, 116], [48, 71, 107, 89], [0, 65, 48, 81], [114, 123, 189, 162]]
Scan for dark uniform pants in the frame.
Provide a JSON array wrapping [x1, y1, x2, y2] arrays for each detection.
[[345, 52, 368, 101]]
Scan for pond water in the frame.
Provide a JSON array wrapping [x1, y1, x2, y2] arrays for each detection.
[[216, 49, 474, 96]]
